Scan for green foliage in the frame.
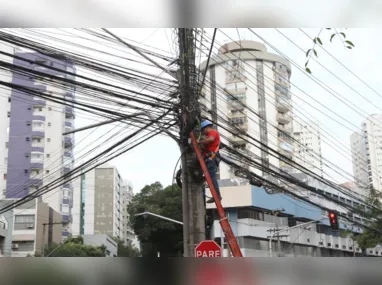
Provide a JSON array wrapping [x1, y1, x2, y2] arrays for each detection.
[[42, 236, 107, 257], [352, 187, 382, 250], [305, 28, 355, 74], [128, 182, 183, 257], [111, 237, 141, 257]]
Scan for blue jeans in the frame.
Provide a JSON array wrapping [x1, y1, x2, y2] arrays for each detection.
[[206, 159, 221, 199]]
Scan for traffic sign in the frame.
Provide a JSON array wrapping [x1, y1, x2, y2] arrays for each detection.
[[195, 240, 222, 257]]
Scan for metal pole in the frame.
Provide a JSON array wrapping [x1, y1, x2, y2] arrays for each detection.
[[269, 217, 324, 257], [220, 226, 224, 257], [135, 212, 183, 225]]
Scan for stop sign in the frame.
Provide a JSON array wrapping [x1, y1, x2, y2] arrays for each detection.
[[195, 240, 222, 257]]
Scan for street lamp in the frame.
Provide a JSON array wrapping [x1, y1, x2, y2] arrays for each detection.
[[135, 212, 183, 225], [269, 217, 325, 257], [135, 211, 183, 258]]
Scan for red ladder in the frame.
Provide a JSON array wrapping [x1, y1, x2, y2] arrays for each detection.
[[190, 131, 243, 257]]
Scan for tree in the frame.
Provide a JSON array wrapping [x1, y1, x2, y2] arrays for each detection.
[[39, 236, 107, 257], [304, 28, 355, 74], [352, 187, 382, 251], [128, 182, 183, 257], [111, 237, 141, 257]]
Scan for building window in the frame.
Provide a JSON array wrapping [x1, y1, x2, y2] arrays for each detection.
[[47, 138, 51, 142], [8, 97, 11, 103], [48, 122, 51, 127], [46, 170, 49, 174], [3, 173, 6, 180], [5, 142, 8, 148], [7, 111, 10, 117], [46, 154, 50, 158]]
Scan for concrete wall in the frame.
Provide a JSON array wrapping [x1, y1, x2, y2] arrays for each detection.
[[83, 234, 118, 257]]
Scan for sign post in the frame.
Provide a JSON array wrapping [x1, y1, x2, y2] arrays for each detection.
[[195, 240, 222, 257]]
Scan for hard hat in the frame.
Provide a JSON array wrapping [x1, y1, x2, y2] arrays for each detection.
[[200, 120, 213, 129]]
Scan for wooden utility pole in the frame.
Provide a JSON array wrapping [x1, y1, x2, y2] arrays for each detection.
[[178, 28, 206, 257]]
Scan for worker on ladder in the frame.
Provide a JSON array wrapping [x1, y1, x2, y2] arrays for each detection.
[[198, 120, 222, 203]]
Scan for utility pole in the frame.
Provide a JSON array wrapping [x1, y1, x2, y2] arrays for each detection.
[[41, 221, 64, 257], [178, 28, 206, 257]]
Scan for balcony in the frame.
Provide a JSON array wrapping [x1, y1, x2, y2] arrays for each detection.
[[229, 135, 246, 145], [62, 215, 72, 223], [279, 148, 293, 159], [62, 198, 73, 207], [277, 113, 292, 124], [29, 178, 43, 186], [228, 109, 247, 119], [227, 99, 246, 110], [32, 97, 46, 106], [64, 151, 72, 158], [64, 136, 73, 147], [63, 183, 73, 190], [276, 102, 291, 113], [65, 106, 74, 118], [278, 125, 292, 134], [65, 121, 73, 128]]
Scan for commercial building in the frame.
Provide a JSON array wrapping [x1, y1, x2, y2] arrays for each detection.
[[350, 114, 382, 191], [206, 177, 380, 257], [0, 45, 76, 239], [72, 165, 125, 239], [200, 40, 293, 180], [292, 117, 323, 176], [0, 198, 62, 257]]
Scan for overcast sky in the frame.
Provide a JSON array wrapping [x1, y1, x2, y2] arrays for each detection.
[[8, 28, 380, 193], [77, 28, 382, 192]]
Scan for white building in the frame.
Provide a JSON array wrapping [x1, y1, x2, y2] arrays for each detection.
[[72, 165, 125, 239], [292, 117, 323, 176], [0, 43, 76, 239], [121, 180, 139, 248], [350, 114, 382, 191], [199, 41, 293, 179]]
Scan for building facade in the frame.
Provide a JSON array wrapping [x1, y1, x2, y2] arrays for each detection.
[[292, 117, 323, 176], [350, 114, 382, 191], [206, 178, 381, 257], [0, 198, 62, 257], [199, 41, 293, 180], [0, 46, 76, 239], [121, 180, 139, 248], [72, 165, 124, 239]]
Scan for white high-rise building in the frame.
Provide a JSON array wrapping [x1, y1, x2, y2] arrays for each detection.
[[350, 114, 382, 191], [121, 180, 139, 248], [292, 118, 323, 176], [200, 41, 293, 179], [0, 43, 76, 239], [72, 165, 125, 239]]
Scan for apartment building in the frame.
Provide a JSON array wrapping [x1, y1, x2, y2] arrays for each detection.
[[72, 165, 125, 239], [0, 46, 76, 239], [199, 40, 293, 180], [0, 198, 62, 257], [350, 114, 382, 191], [292, 117, 323, 176]]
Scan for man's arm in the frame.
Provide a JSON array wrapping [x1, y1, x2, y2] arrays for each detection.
[[198, 136, 215, 145]]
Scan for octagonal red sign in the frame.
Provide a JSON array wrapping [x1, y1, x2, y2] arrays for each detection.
[[195, 240, 222, 257]]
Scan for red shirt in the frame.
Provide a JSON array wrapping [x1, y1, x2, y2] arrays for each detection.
[[203, 129, 220, 154]]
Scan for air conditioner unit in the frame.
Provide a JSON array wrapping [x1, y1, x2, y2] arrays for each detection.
[[27, 224, 34, 228], [12, 244, 19, 249]]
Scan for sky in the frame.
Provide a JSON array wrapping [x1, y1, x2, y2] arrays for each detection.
[[74, 28, 382, 192], [4, 28, 381, 193]]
